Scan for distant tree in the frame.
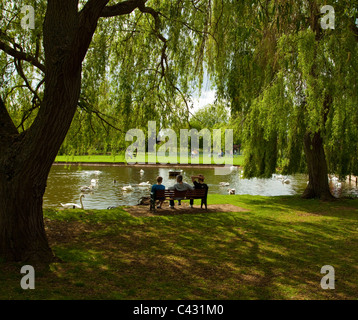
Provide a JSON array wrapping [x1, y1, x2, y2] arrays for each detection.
[[190, 103, 229, 131]]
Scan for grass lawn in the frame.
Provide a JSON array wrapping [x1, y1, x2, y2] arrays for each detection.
[[55, 154, 127, 163], [55, 154, 245, 166], [1, 194, 357, 300]]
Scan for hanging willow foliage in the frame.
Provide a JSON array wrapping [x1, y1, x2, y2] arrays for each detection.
[[1, 0, 218, 155], [206, 0, 358, 195]]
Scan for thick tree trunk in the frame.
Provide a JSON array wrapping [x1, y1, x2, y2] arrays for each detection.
[[0, 1, 105, 263], [0, 176, 53, 262], [302, 131, 334, 200], [0, 78, 82, 263], [0, 0, 142, 262]]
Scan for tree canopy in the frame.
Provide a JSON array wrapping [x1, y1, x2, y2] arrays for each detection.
[[1, 0, 357, 183], [208, 0, 358, 197], [1, 0, 219, 154]]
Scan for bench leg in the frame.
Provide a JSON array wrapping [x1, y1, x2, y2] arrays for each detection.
[[201, 199, 206, 209], [150, 199, 156, 212], [202, 198, 207, 210]]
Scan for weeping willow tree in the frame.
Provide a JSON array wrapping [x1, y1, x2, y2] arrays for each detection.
[[0, 0, 215, 262], [208, 0, 358, 199]]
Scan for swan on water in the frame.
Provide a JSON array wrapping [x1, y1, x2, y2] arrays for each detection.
[[138, 181, 150, 187], [122, 185, 133, 191], [61, 194, 85, 209], [90, 179, 98, 187], [80, 185, 93, 193]]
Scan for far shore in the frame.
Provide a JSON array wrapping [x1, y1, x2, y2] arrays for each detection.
[[53, 161, 243, 169], [54, 154, 245, 168]]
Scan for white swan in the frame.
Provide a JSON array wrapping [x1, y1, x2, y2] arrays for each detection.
[[220, 182, 230, 186], [228, 188, 236, 195], [90, 179, 98, 187], [61, 194, 85, 209], [80, 185, 93, 193], [122, 185, 133, 191], [138, 181, 150, 187]]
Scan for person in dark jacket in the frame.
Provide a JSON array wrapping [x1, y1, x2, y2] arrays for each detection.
[[190, 174, 208, 208]]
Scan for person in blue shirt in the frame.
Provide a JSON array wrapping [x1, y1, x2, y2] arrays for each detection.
[[151, 176, 165, 209]]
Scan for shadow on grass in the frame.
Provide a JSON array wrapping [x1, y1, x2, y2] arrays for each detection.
[[1, 195, 357, 299]]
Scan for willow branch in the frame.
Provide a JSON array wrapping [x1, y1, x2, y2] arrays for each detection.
[[100, 0, 147, 18], [0, 35, 45, 73], [78, 98, 127, 134], [14, 59, 43, 104]]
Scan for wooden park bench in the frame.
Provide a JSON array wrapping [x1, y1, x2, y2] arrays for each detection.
[[150, 188, 208, 212]]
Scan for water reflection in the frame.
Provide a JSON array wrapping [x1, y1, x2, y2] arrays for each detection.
[[43, 165, 358, 210]]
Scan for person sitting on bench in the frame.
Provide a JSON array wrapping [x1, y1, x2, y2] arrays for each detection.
[[151, 176, 165, 209], [168, 174, 193, 208], [190, 174, 208, 208]]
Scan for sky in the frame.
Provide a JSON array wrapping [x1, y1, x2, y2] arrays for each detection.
[[191, 89, 216, 113], [190, 70, 216, 113]]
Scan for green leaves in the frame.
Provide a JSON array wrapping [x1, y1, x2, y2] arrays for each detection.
[[53, 0, 217, 155], [210, 0, 358, 178]]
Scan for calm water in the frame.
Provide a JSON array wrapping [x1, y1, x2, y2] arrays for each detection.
[[43, 165, 358, 210]]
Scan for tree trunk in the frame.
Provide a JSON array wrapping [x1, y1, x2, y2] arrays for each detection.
[[0, 175, 53, 262], [0, 0, 144, 263], [302, 131, 334, 200], [0, 0, 106, 262]]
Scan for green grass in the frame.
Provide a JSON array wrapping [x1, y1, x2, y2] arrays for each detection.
[[55, 154, 245, 166], [1, 194, 357, 300], [55, 154, 127, 163]]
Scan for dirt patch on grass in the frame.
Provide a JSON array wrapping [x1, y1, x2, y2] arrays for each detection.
[[44, 219, 100, 246], [124, 201, 249, 217]]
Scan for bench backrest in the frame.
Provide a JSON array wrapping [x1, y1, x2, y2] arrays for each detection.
[[153, 188, 207, 199]]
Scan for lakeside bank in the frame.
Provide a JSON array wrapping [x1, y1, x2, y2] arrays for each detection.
[[54, 154, 245, 167]]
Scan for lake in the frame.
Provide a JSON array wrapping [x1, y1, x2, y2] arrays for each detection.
[[43, 164, 358, 210]]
